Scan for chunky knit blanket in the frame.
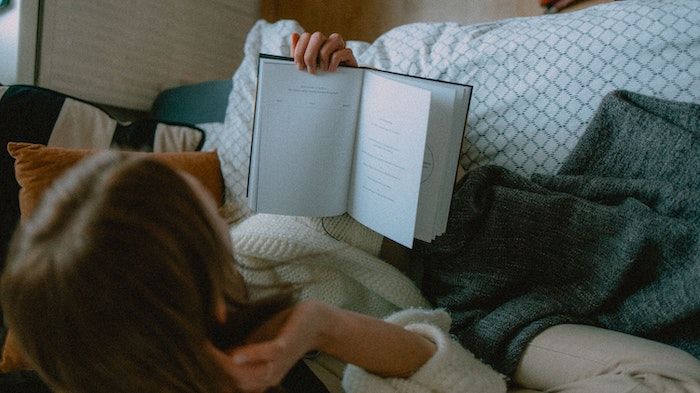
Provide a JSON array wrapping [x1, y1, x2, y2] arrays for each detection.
[[414, 90, 700, 376], [230, 214, 430, 317]]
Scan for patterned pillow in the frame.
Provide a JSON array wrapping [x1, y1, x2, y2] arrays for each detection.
[[356, 1, 700, 175], [214, 0, 700, 214]]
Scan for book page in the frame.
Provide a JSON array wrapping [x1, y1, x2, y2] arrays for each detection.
[[377, 72, 458, 241], [376, 72, 470, 240], [347, 71, 431, 248], [249, 57, 363, 216]]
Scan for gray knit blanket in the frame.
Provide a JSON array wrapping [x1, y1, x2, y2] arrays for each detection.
[[414, 90, 700, 376]]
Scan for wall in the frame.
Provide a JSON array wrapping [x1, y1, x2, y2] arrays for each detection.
[[0, 0, 38, 85], [261, 0, 544, 43], [261, 0, 612, 43], [37, 0, 260, 110]]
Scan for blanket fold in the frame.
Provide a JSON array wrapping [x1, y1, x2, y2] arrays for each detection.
[[414, 90, 700, 376]]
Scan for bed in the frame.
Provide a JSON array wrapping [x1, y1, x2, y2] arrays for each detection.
[[0, 0, 698, 391]]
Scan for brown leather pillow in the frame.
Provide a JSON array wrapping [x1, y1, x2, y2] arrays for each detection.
[[1, 142, 225, 373], [8, 142, 224, 218]]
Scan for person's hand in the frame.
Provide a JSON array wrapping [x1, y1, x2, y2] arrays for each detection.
[[290, 31, 358, 74], [211, 300, 329, 392]]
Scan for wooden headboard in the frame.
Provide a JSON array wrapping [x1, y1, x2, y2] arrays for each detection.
[[261, 0, 610, 42]]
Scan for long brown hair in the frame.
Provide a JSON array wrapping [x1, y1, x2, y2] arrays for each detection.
[[1, 153, 293, 393]]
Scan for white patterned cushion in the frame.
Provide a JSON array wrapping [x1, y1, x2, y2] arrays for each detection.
[[213, 0, 700, 212]]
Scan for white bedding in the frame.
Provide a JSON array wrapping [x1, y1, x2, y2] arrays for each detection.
[[206, 0, 700, 217]]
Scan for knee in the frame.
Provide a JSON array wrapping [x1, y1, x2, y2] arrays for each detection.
[[515, 324, 700, 392]]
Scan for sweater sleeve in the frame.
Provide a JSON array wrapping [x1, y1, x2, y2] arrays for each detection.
[[341, 309, 507, 393]]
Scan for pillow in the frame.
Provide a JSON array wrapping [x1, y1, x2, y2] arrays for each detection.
[[8, 142, 224, 218], [0, 142, 224, 373], [359, 0, 699, 175], [211, 0, 700, 214], [150, 80, 233, 125]]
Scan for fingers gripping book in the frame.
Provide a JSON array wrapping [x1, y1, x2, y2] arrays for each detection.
[[248, 54, 472, 248]]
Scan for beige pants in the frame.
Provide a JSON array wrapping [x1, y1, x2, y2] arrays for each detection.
[[513, 324, 700, 393]]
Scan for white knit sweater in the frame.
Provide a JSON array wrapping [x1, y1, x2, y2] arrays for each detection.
[[230, 214, 506, 393]]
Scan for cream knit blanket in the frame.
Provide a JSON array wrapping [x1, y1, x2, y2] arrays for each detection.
[[229, 214, 430, 317]]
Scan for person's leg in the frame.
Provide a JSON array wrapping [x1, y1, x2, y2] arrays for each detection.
[[514, 324, 700, 393]]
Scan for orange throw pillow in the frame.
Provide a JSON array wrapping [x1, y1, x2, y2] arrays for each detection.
[[1, 142, 225, 373], [7, 142, 224, 218]]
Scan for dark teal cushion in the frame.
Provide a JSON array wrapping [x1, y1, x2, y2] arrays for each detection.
[[150, 80, 232, 124]]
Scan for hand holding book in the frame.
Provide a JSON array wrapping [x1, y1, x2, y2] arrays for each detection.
[[290, 31, 358, 73]]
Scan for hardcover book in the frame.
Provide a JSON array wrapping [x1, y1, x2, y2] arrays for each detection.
[[248, 54, 472, 248]]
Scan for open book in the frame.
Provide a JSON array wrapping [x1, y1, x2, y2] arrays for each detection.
[[248, 54, 472, 248]]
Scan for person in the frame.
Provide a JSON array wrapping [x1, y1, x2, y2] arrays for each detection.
[[2, 31, 699, 393], [1, 151, 504, 392]]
